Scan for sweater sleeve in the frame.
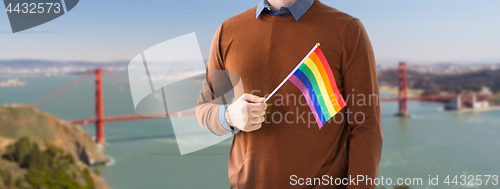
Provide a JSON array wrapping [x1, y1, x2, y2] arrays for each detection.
[[195, 25, 233, 136], [341, 18, 383, 189]]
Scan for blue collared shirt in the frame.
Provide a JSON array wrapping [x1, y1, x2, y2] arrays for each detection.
[[218, 0, 315, 133], [256, 0, 314, 21]]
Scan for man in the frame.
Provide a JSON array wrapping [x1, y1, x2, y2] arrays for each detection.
[[196, 0, 382, 188]]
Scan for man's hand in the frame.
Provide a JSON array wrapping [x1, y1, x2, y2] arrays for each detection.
[[225, 93, 267, 132]]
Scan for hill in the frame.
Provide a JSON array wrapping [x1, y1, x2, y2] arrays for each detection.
[[0, 104, 109, 189], [378, 68, 500, 95]]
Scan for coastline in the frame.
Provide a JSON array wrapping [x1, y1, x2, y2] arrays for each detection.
[[456, 106, 500, 113]]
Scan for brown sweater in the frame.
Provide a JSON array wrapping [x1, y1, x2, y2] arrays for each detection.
[[196, 0, 382, 188]]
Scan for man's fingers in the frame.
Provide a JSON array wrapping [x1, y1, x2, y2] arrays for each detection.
[[228, 93, 267, 132], [250, 116, 265, 124], [250, 110, 266, 117], [248, 103, 267, 112], [241, 93, 265, 103]]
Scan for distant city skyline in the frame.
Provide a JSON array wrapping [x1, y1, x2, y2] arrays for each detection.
[[1, 0, 499, 65]]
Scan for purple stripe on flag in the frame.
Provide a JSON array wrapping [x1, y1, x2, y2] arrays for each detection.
[[289, 74, 323, 129]]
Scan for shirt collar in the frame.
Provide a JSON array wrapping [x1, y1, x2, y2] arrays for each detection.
[[256, 0, 314, 21]]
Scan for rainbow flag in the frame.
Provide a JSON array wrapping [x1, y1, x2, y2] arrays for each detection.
[[265, 43, 346, 129]]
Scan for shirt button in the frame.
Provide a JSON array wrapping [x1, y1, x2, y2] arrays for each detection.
[[266, 8, 271, 10]]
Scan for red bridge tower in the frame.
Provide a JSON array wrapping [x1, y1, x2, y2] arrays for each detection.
[[396, 62, 409, 116], [95, 68, 105, 143]]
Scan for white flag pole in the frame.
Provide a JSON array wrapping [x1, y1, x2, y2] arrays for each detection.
[[264, 43, 320, 103]]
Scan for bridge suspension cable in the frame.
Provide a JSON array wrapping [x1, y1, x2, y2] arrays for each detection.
[[102, 69, 196, 101], [31, 71, 93, 106]]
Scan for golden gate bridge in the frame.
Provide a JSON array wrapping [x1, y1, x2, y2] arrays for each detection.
[[29, 62, 459, 144]]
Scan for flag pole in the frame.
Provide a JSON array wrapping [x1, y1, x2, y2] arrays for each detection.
[[264, 43, 320, 103]]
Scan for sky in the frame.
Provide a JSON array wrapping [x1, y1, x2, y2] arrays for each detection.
[[0, 0, 499, 65]]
